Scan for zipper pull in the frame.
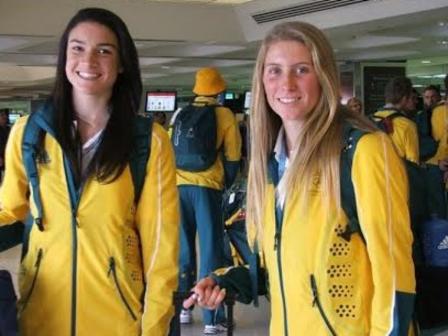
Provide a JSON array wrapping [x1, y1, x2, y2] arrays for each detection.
[[274, 232, 281, 250], [108, 257, 115, 277], [310, 275, 318, 307]]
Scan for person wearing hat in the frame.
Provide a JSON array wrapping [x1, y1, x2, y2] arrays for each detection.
[[174, 67, 241, 335]]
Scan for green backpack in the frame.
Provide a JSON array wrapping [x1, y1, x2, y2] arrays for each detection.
[[0, 111, 153, 252]]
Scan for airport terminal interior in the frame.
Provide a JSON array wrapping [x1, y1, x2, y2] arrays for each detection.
[[1, 0, 448, 335]]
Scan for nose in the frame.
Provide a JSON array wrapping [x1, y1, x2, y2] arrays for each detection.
[[281, 72, 296, 90], [81, 50, 97, 65]]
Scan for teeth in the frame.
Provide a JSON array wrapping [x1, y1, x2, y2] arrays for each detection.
[[77, 71, 100, 79], [278, 97, 299, 103]]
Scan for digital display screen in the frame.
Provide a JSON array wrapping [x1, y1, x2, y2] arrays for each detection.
[[225, 92, 234, 100], [145, 91, 177, 112]]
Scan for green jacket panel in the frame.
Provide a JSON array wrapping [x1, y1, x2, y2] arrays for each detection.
[[0, 117, 180, 336]]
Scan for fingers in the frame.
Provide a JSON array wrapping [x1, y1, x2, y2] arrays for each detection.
[[202, 286, 226, 310], [183, 292, 198, 309]]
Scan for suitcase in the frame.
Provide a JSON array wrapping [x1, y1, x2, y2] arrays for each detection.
[[170, 291, 235, 336]]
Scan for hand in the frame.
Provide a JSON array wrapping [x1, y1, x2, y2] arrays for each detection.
[[444, 170, 448, 184], [183, 277, 226, 310], [439, 159, 448, 171]]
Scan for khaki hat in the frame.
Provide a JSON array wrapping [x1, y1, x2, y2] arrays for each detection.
[[193, 67, 226, 96]]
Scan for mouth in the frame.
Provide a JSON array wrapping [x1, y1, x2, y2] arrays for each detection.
[[277, 97, 300, 104], [76, 71, 101, 80]]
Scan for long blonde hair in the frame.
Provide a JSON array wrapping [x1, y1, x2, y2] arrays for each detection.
[[246, 21, 375, 245]]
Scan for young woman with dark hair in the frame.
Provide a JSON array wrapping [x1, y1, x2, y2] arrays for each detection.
[[0, 8, 179, 335]]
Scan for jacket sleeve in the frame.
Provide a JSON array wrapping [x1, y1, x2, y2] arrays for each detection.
[[403, 121, 420, 164], [0, 117, 30, 225], [136, 124, 180, 336], [220, 108, 242, 187], [352, 132, 415, 336]]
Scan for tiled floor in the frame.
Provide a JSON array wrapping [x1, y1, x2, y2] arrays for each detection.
[[1, 245, 448, 336]]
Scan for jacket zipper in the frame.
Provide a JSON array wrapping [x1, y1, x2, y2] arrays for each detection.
[[21, 248, 43, 312], [274, 228, 289, 335], [310, 274, 337, 336], [108, 257, 137, 321]]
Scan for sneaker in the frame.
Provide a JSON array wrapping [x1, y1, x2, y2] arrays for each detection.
[[180, 309, 193, 324], [203, 323, 227, 335]]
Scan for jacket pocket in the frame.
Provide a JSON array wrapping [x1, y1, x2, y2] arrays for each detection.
[[310, 274, 337, 336], [108, 257, 137, 321], [20, 248, 43, 312]]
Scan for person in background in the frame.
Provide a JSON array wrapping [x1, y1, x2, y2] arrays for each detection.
[[372, 77, 420, 164], [423, 75, 448, 219], [0, 7, 179, 335], [0, 109, 10, 182], [346, 96, 363, 115], [423, 85, 441, 112], [153, 111, 167, 127], [173, 67, 241, 335], [184, 21, 415, 335]]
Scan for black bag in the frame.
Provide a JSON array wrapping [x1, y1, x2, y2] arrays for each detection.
[[415, 265, 448, 329], [171, 104, 218, 171], [0, 270, 18, 336]]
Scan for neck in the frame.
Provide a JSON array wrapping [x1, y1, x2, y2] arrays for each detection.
[[282, 120, 303, 157], [72, 94, 111, 144]]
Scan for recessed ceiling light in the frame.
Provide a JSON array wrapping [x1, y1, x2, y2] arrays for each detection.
[[437, 40, 448, 45], [438, 21, 448, 27], [421, 60, 431, 64]]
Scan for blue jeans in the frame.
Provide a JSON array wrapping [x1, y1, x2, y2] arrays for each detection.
[[178, 185, 225, 325]]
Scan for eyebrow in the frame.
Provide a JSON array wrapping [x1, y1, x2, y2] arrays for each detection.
[[68, 38, 118, 49], [264, 61, 312, 67]]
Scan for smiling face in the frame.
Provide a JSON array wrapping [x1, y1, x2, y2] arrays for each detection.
[[65, 21, 121, 100], [262, 40, 321, 128]]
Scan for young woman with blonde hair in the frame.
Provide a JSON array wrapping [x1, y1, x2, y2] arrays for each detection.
[[184, 21, 415, 335]]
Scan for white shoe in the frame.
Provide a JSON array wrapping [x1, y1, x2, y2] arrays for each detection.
[[180, 309, 193, 324], [203, 323, 227, 335]]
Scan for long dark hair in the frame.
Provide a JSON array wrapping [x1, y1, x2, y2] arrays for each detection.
[[52, 7, 142, 183]]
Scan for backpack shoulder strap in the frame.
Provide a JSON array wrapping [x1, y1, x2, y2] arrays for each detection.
[[129, 115, 153, 205], [339, 123, 368, 242], [21, 113, 45, 231]]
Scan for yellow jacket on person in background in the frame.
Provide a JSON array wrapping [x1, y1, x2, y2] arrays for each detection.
[[174, 96, 242, 190], [372, 109, 420, 164], [426, 101, 448, 165], [0, 112, 179, 336]]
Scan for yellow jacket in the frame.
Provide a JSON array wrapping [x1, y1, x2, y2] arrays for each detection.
[[215, 131, 415, 335], [175, 96, 241, 190], [373, 109, 419, 164], [0, 114, 179, 336], [261, 131, 415, 335], [426, 101, 448, 165]]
